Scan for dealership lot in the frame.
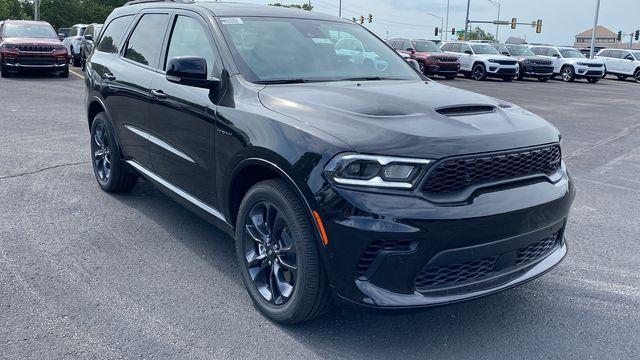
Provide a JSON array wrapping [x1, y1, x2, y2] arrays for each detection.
[[1, 72, 639, 359]]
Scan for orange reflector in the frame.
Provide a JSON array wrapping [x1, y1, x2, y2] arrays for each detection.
[[312, 210, 329, 246]]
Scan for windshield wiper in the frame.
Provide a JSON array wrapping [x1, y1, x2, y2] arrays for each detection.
[[254, 79, 312, 84], [338, 76, 405, 81]]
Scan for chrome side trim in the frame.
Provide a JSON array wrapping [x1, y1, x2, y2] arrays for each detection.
[[126, 160, 227, 223], [124, 124, 196, 163]]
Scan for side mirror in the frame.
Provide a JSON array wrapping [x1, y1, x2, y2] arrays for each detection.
[[84, 34, 93, 41], [166, 56, 220, 89], [464, 50, 472, 55], [407, 59, 421, 72], [58, 33, 66, 40], [410, 50, 416, 55], [501, 51, 510, 56], [406, 47, 414, 52], [552, 53, 560, 58]]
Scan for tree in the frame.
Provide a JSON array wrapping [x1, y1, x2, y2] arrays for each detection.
[[269, 2, 313, 11], [458, 26, 496, 42]]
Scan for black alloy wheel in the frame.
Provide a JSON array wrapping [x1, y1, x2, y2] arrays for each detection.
[[243, 201, 298, 306], [418, 61, 426, 75], [236, 179, 331, 324], [92, 123, 112, 183], [634, 69, 640, 83], [472, 64, 487, 81]]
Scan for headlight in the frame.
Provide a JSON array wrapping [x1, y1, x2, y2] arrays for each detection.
[[324, 153, 433, 189], [0, 43, 17, 51], [488, 59, 499, 63], [577, 62, 590, 66]]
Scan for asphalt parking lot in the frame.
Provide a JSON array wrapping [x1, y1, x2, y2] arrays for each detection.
[[1, 69, 639, 359]]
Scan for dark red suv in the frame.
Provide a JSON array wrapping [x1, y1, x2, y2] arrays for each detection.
[[0, 20, 69, 78], [389, 38, 459, 79]]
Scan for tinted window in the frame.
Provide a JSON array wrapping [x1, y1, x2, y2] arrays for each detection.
[[124, 14, 170, 68], [97, 16, 134, 54], [219, 17, 418, 83], [559, 48, 584, 58], [470, 44, 499, 54], [611, 50, 624, 59], [69, 26, 77, 37], [598, 50, 610, 57], [166, 16, 216, 73], [507, 45, 535, 56], [548, 48, 560, 57], [4, 23, 57, 39], [461, 44, 472, 54], [85, 26, 93, 37], [413, 41, 442, 52]]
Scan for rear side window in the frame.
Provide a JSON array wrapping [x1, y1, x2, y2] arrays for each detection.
[[97, 15, 134, 54], [165, 15, 217, 74], [598, 50, 610, 57], [531, 47, 545, 56], [85, 26, 93, 37], [69, 26, 77, 37], [124, 13, 170, 68]]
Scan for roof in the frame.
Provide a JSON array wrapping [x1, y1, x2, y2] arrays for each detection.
[[115, 1, 348, 23], [576, 25, 616, 38]]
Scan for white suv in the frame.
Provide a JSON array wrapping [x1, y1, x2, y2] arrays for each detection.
[[62, 23, 87, 67], [530, 46, 605, 83], [441, 41, 518, 81], [595, 48, 640, 82]]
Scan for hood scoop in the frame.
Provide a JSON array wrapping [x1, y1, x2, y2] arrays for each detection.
[[436, 105, 496, 117]]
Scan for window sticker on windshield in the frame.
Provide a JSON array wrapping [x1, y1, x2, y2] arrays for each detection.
[[221, 18, 243, 25], [312, 38, 333, 44]]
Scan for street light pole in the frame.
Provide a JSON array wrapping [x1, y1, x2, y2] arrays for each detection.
[[464, 0, 471, 40], [589, 0, 601, 59], [339, 0, 342, 17], [486, 0, 501, 42], [444, 0, 450, 41], [34, 0, 40, 21]]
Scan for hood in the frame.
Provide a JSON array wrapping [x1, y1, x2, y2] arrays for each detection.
[[513, 55, 541, 61], [414, 51, 449, 58], [1, 37, 62, 45], [475, 53, 513, 61], [259, 80, 560, 159]]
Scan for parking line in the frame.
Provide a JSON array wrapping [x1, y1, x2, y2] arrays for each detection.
[[69, 69, 84, 79]]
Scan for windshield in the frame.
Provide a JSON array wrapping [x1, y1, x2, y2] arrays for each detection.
[[559, 49, 585, 58], [506, 45, 535, 56], [412, 41, 442, 52], [218, 17, 419, 83], [4, 23, 57, 39], [470, 44, 500, 55], [630, 51, 640, 60]]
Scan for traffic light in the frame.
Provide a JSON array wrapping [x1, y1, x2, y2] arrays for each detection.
[[451, 27, 456, 35], [635, 30, 639, 41], [617, 31, 623, 41], [435, 27, 439, 36], [535, 19, 543, 34], [368, 14, 373, 23], [352, 17, 357, 23], [360, 15, 365, 24], [511, 18, 517, 29]]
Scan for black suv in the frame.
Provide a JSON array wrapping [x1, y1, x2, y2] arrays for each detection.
[[85, 0, 574, 324], [492, 43, 554, 82]]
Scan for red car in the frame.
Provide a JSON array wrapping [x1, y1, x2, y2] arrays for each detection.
[[389, 38, 459, 79], [0, 20, 69, 78]]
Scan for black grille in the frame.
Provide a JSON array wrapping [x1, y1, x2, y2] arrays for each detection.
[[516, 232, 559, 265], [435, 56, 458, 63], [526, 59, 552, 66], [436, 105, 496, 116], [17, 56, 55, 65], [527, 65, 554, 73], [496, 68, 517, 74], [585, 70, 603, 76], [356, 239, 415, 277], [17, 45, 54, 52], [585, 63, 603, 68], [415, 231, 561, 291], [493, 60, 517, 65], [422, 145, 561, 194]]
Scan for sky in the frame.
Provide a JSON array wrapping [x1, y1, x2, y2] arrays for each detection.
[[227, 0, 640, 46]]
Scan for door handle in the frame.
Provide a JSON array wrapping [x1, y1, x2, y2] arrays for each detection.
[[151, 89, 168, 99], [103, 72, 116, 81]]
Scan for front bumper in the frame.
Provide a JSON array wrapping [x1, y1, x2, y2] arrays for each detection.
[[428, 63, 460, 75], [575, 65, 604, 78], [317, 163, 575, 309], [1, 52, 68, 71], [522, 64, 554, 77], [486, 64, 518, 77]]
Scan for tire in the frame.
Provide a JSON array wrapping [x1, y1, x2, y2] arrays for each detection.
[[472, 63, 487, 81], [502, 76, 514, 82], [1, 64, 9, 78], [517, 66, 524, 80], [90, 112, 138, 192], [538, 77, 549, 82], [587, 78, 599, 83], [71, 47, 80, 67], [561, 66, 575, 82], [463, 71, 472, 79], [59, 66, 69, 78], [635, 69, 640, 83], [445, 74, 457, 80], [617, 75, 628, 81], [418, 61, 426, 75], [236, 179, 332, 324]]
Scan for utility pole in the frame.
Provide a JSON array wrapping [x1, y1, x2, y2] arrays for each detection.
[[339, 0, 342, 17], [34, 0, 40, 21], [444, 0, 450, 41], [487, 0, 501, 42], [427, 12, 444, 42], [464, 0, 471, 40], [631, 33, 634, 50], [589, 0, 601, 59]]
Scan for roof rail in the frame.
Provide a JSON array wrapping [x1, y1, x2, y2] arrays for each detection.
[[124, 0, 194, 6]]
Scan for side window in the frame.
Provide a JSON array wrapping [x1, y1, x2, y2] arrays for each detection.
[[547, 48, 558, 57], [97, 15, 134, 54], [441, 43, 450, 51], [85, 26, 93, 37], [165, 15, 216, 74], [460, 44, 471, 54], [69, 26, 77, 37], [599, 50, 610, 57], [124, 13, 170, 68]]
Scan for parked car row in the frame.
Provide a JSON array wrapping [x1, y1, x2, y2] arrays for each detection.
[[385, 38, 636, 84]]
